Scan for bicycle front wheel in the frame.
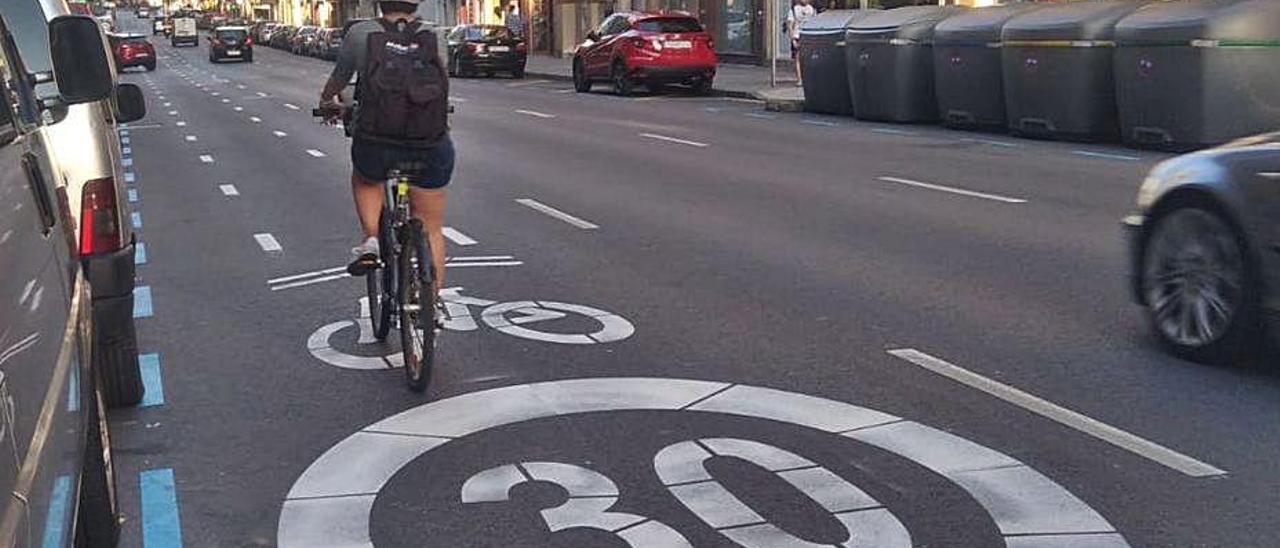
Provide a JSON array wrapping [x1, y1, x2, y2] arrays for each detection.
[[398, 219, 435, 393]]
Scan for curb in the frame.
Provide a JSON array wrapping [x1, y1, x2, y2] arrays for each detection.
[[524, 70, 767, 100]]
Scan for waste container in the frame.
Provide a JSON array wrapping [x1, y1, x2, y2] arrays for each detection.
[[1115, 0, 1280, 149], [1002, 0, 1146, 140], [844, 5, 967, 123], [933, 3, 1042, 131], [799, 10, 870, 115]]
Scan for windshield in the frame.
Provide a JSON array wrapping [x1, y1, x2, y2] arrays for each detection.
[[217, 30, 248, 41], [464, 26, 511, 40], [635, 18, 702, 33], [0, 0, 54, 96]]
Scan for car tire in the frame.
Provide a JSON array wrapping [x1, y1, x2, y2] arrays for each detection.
[[448, 55, 459, 77], [75, 384, 120, 547], [692, 78, 713, 96], [96, 316, 143, 407], [611, 60, 632, 97], [146, 62, 156, 71], [512, 67, 525, 79], [1141, 205, 1261, 364], [573, 59, 591, 92]]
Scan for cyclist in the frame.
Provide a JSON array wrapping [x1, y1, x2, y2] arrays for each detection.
[[319, 0, 454, 293]]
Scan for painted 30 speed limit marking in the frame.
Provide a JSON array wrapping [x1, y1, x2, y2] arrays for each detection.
[[278, 378, 1129, 548]]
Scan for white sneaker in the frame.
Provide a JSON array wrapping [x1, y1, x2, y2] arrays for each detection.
[[351, 236, 379, 258]]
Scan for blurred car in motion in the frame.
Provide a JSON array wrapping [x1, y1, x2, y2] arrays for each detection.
[[108, 33, 156, 71], [573, 12, 716, 96], [1126, 132, 1280, 363], [208, 25, 252, 63], [446, 24, 527, 78]]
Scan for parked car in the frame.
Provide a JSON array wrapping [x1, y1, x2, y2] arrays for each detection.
[[136, 6, 148, 17], [171, 15, 196, 46], [0, 13, 145, 546], [152, 14, 166, 35], [1126, 132, 1280, 364], [315, 26, 343, 59], [2, 0, 149, 408], [252, 20, 277, 43], [108, 33, 156, 71], [270, 25, 295, 49], [573, 12, 716, 96], [289, 24, 316, 54], [447, 24, 527, 78], [208, 25, 252, 62]]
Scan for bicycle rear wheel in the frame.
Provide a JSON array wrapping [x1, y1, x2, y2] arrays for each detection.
[[368, 208, 395, 340], [398, 219, 435, 393]]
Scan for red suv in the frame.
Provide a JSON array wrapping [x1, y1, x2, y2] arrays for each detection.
[[573, 12, 716, 96], [109, 33, 157, 72]]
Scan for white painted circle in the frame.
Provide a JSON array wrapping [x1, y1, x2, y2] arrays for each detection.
[[306, 321, 403, 370], [480, 301, 635, 345], [277, 378, 1129, 548]]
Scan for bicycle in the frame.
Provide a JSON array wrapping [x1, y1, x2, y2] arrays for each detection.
[[314, 105, 439, 392]]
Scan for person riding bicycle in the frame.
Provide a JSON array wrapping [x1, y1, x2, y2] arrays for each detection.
[[319, 0, 454, 293]]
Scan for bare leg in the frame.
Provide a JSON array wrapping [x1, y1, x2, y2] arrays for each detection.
[[409, 187, 448, 294], [352, 170, 384, 239]]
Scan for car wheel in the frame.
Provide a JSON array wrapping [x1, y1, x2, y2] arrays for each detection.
[[449, 55, 459, 77], [611, 60, 632, 97], [692, 78, 713, 96], [96, 306, 143, 407], [573, 58, 591, 92], [512, 67, 525, 79], [75, 384, 120, 546], [1141, 206, 1259, 363]]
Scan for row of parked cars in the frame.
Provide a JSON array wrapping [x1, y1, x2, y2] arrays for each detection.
[[0, 0, 151, 542], [252, 22, 343, 60]]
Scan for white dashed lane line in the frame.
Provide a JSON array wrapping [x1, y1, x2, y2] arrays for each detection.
[[1072, 150, 1141, 162], [219, 184, 239, 196], [305, 149, 326, 158], [875, 176, 1027, 204], [250, 116, 262, 123], [199, 154, 214, 164], [640, 133, 709, 148], [254, 233, 283, 253], [888, 348, 1228, 478], [515, 198, 599, 230], [871, 128, 918, 136], [284, 103, 300, 111], [443, 227, 478, 246], [273, 131, 288, 138], [176, 121, 187, 127], [515, 109, 556, 119], [185, 135, 197, 142]]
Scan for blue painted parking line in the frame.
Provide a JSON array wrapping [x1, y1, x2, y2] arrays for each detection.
[[139, 353, 165, 407], [122, 157, 133, 167], [128, 188, 139, 203], [134, 286, 153, 318], [122, 146, 132, 156], [125, 172, 136, 184], [39, 475, 73, 548], [66, 365, 79, 412], [132, 211, 143, 229], [140, 469, 184, 548], [1072, 150, 1141, 162], [136, 242, 148, 265]]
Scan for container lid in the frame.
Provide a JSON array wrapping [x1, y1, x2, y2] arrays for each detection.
[[848, 5, 968, 42], [800, 9, 872, 34], [1115, 0, 1280, 46], [1003, 0, 1147, 43], [934, 4, 1045, 45]]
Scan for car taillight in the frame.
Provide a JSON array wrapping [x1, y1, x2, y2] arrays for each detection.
[[79, 177, 122, 256], [245, 36, 253, 46], [467, 42, 483, 52], [516, 41, 527, 53]]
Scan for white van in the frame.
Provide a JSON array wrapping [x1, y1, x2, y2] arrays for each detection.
[[172, 16, 197, 46]]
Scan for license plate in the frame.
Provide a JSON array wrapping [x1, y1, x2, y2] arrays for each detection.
[[227, 50, 241, 56], [134, 52, 151, 57], [489, 45, 510, 52], [665, 40, 693, 49]]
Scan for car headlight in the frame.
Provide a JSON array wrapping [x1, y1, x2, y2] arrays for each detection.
[[1136, 175, 1161, 210]]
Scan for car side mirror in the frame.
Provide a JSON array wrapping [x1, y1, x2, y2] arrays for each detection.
[[48, 15, 114, 104], [116, 83, 145, 123]]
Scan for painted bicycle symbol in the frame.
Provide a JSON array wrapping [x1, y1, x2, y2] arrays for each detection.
[[307, 288, 636, 369]]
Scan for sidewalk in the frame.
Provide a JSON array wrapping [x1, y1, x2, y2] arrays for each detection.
[[524, 54, 805, 111]]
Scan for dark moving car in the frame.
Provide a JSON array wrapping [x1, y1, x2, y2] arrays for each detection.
[[1126, 132, 1280, 364], [0, 13, 143, 546], [209, 26, 252, 63], [108, 33, 156, 71], [447, 24, 527, 78]]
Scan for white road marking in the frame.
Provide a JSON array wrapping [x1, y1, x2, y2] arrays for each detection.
[[163, 102, 172, 107], [443, 227, 478, 246], [257, 92, 269, 97], [234, 106, 244, 111], [1072, 150, 1141, 162], [185, 135, 197, 142], [284, 103, 300, 110], [237, 84, 246, 89], [506, 79, 550, 87], [219, 184, 239, 196], [516, 198, 599, 230], [640, 133, 709, 148], [269, 266, 349, 286], [167, 110, 178, 116], [211, 92, 220, 96], [743, 112, 776, 120], [875, 176, 1027, 204], [802, 119, 838, 127], [871, 128, 918, 136], [887, 348, 1227, 478], [176, 121, 187, 127], [273, 130, 288, 138], [254, 233, 283, 253], [960, 137, 1022, 148], [199, 154, 214, 163], [555, 88, 576, 94], [250, 116, 262, 123], [306, 149, 326, 158], [515, 109, 556, 119], [221, 98, 231, 103]]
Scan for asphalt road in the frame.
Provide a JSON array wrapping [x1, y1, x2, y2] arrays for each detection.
[[108, 15, 1279, 548]]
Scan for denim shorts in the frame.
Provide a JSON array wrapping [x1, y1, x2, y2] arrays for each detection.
[[351, 135, 455, 189]]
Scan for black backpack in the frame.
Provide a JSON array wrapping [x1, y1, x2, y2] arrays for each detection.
[[356, 19, 449, 146]]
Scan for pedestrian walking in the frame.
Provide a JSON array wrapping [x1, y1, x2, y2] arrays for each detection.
[[505, 1, 523, 37], [787, 0, 816, 85]]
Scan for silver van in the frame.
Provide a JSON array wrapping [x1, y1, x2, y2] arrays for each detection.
[[0, 0, 147, 407]]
